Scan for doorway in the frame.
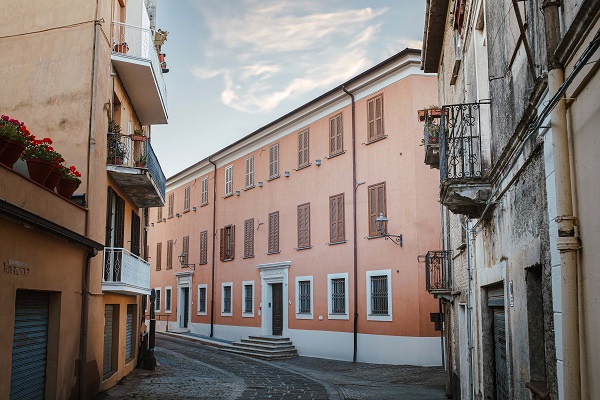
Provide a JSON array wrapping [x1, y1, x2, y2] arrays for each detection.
[[180, 287, 189, 329], [272, 283, 283, 335], [257, 261, 290, 337]]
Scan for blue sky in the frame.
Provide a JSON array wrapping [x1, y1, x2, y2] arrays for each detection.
[[152, 0, 426, 177]]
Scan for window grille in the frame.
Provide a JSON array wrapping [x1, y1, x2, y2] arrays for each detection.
[[198, 287, 206, 313], [331, 278, 346, 314], [371, 275, 388, 314], [223, 286, 232, 313], [299, 281, 311, 313], [244, 285, 253, 313]]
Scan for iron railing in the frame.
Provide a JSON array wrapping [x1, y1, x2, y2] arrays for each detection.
[[145, 139, 166, 200], [425, 251, 452, 293], [440, 102, 490, 182], [103, 247, 151, 290]]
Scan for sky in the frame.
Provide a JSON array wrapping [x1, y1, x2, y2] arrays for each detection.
[[151, 0, 426, 178]]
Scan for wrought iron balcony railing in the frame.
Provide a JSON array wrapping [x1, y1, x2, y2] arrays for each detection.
[[425, 250, 452, 294], [103, 247, 151, 295]]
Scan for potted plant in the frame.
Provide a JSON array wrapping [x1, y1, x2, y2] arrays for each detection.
[[130, 129, 147, 142], [114, 42, 129, 54], [57, 165, 82, 199], [107, 120, 126, 165], [45, 158, 65, 191], [0, 115, 33, 167], [21, 137, 63, 184], [135, 154, 147, 168]]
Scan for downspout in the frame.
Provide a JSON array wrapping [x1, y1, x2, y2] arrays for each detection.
[[209, 158, 218, 337], [542, 2, 581, 398], [79, 249, 96, 400], [342, 86, 358, 363], [463, 221, 475, 400]]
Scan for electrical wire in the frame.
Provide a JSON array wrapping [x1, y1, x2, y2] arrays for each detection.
[[0, 19, 101, 40]]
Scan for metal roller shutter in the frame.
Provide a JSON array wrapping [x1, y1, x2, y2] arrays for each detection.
[[10, 290, 50, 400], [126, 305, 133, 360], [487, 285, 508, 400], [103, 305, 114, 376]]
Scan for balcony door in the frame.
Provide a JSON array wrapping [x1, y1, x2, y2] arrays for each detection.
[[105, 187, 125, 281]]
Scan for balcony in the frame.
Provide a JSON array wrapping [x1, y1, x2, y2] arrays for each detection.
[[425, 251, 452, 296], [439, 102, 492, 217], [103, 247, 151, 295], [106, 132, 166, 208], [111, 21, 168, 125]]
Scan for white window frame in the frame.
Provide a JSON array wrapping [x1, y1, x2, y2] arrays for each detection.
[[245, 156, 255, 189], [366, 269, 392, 321], [154, 287, 161, 312], [221, 282, 233, 316], [197, 284, 207, 315], [295, 275, 313, 319], [242, 280, 254, 317], [327, 273, 349, 320], [225, 165, 233, 197], [201, 177, 208, 205], [165, 286, 172, 313]]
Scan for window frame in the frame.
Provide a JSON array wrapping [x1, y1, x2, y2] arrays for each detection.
[[201, 176, 209, 206], [367, 94, 385, 142], [156, 242, 162, 271], [297, 203, 311, 249], [297, 129, 310, 168], [221, 282, 233, 316], [220, 225, 235, 261], [368, 182, 387, 237], [166, 240, 173, 269], [244, 218, 254, 258], [268, 211, 280, 254], [165, 286, 172, 313], [242, 281, 254, 317], [327, 273, 349, 320], [245, 155, 255, 189], [295, 276, 313, 319], [183, 186, 190, 212], [366, 269, 393, 321], [329, 113, 343, 156], [329, 193, 345, 243], [200, 230, 208, 265], [154, 287, 161, 312], [197, 284, 207, 315], [269, 143, 280, 180], [224, 165, 233, 197], [168, 193, 174, 218]]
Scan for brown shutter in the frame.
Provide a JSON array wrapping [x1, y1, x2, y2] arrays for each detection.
[[268, 212, 279, 253], [330, 194, 345, 242], [368, 99, 375, 139], [156, 242, 162, 270], [269, 143, 279, 178], [183, 236, 189, 264], [220, 228, 225, 261], [105, 187, 114, 247], [131, 211, 140, 256], [376, 96, 383, 137], [297, 203, 310, 248], [115, 196, 125, 248], [338, 194, 345, 241], [330, 118, 336, 155], [368, 183, 386, 236], [244, 219, 254, 257], [200, 231, 207, 264], [157, 205, 162, 221], [230, 225, 235, 260]]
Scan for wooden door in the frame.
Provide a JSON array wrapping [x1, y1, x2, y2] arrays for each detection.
[[183, 287, 189, 328], [272, 283, 283, 335]]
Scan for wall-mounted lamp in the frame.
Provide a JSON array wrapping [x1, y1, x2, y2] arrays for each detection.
[[236, 190, 241, 196], [258, 181, 263, 187], [315, 159, 321, 166], [284, 171, 290, 177], [178, 252, 195, 270], [192, 206, 197, 212], [375, 213, 403, 246]]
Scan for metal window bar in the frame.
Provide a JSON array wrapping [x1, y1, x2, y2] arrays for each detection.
[[371, 275, 388, 314], [299, 281, 311, 313], [223, 287, 231, 313], [440, 101, 490, 183], [198, 288, 206, 312], [244, 285, 252, 313], [103, 247, 150, 290], [331, 278, 345, 314], [425, 250, 453, 292]]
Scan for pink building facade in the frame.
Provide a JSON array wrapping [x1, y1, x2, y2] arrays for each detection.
[[148, 49, 442, 365]]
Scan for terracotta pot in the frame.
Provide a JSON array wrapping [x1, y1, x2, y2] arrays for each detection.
[[26, 158, 54, 185], [0, 136, 9, 157], [135, 161, 146, 168], [114, 44, 128, 53], [158, 53, 165, 63], [57, 179, 79, 199], [44, 168, 63, 190], [0, 139, 26, 168], [130, 135, 147, 142]]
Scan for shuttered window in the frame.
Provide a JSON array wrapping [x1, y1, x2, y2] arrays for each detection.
[[220, 225, 235, 261], [368, 182, 386, 237], [156, 242, 162, 271], [244, 219, 254, 258], [157, 206, 162, 221], [329, 114, 343, 156], [297, 203, 310, 249], [182, 236, 189, 265], [200, 231, 208, 265], [184, 186, 190, 212], [367, 95, 384, 141], [166, 240, 173, 269], [115, 196, 125, 248], [126, 305, 134, 361], [268, 211, 279, 253], [329, 193, 345, 243], [168, 193, 174, 218], [201, 177, 209, 205], [131, 211, 140, 256], [269, 143, 279, 179], [245, 156, 255, 188], [225, 165, 233, 196], [298, 129, 310, 168]]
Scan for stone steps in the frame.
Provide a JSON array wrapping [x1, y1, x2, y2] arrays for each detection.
[[221, 336, 298, 360]]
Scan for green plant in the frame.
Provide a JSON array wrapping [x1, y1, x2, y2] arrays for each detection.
[[108, 119, 122, 134], [21, 137, 63, 162], [133, 128, 145, 136], [0, 115, 32, 143], [61, 165, 82, 184], [137, 153, 147, 164]]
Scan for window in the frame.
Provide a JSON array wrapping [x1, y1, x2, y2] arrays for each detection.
[[184, 186, 190, 212], [242, 281, 254, 316], [165, 287, 172, 312], [268, 211, 279, 253], [222, 283, 232, 316], [295, 276, 313, 319], [220, 225, 235, 261], [269, 143, 279, 179], [105, 187, 124, 250], [157, 206, 163, 221], [182, 236, 189, 265], [168, 193, 174, 218], [297, 203, 310, 249], [366, 269, 392, 321], [244, 219, 254, 258], [201, 177, 209, 205], [330, 194, 345, 243], [329, 114, 343, 156], [245, 156, 254, 189], [200, 231, 208, 265], [367, 94, 384, 141], [298, 129, 309, 168], [154, 288, 161, 312], [166, 240, 173, 269], [197, 284, 207, 314], [156, 242, 162, 271], [368, 182, 386, 237], [225, 165, 233, 197], [327, 273, 349, 319], [130, 211, 141, 256]]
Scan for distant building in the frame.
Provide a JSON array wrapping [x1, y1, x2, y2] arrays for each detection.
[[0, 0, 168, 397], [148, 49, 443, 366]]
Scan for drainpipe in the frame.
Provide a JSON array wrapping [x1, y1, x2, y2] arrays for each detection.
[[79, 249, 97, 400], [542, 2, 581, 398], [463, 221, 475, 400], [342, 86, 358, 363], [209, 158, 217, 337]]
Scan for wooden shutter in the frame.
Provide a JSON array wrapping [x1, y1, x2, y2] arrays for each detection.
[[367, 95, 384, 140], [245, 156, 254, 188], [157, 206, 162, 221], [330, 114, 343, 156], [225, 165, 233, 196], [200, 231, 207, 264], [168, 193, 174, 217], [244, 219, 254, 258], [201, 177, 208, 205], [269, 212, 279, 253], [229, 225, 235, 259], [183, 236, 189, 264], [166, 240, 172, 269], [298, 130, 309, 167], [269, 143, 279, 179], [297, 203, 310, 248], [131, 211, 140, 256], [368, 182, 386, 236], [330, 194, 345, 242], [105, 187, 114, 247], [220, 228, 225, 261], [115, 196, 125, 248], [156, 242, 162, 270], [184, 186, 190, 211]]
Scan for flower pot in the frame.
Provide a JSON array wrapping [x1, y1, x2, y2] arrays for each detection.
[[130, 135, 147, 142], [158, 53, 165, 63], [0, 136, 9, 157], [114, 43, 128, 53], [57, 179, 79, 199], [135, 161, 146, 168], [107, 156, 124, 165], [44, 168, 63, 190], [26, 158, 54, 185], [0, 139, 27, 168]]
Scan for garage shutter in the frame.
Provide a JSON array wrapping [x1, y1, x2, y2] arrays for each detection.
[[126, 305, 134, 360], [10, 290, 49, 400], [103, 305, 114, 376], [487, 285, 508, 400]]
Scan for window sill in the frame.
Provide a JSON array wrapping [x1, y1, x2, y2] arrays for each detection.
[[326, 150, 346, 159], [201, 202, 209, 207], [244, 185, 255, 191], [295, 246, 312, 251], [268, 175, 280, 182], [242, 313, 254, 318], [199, 262, 207, 265], [328, 313, 349, 320], [296, 313, 313, 320], [243, 255, 255, 259], [366, 235, 386, 240], [267, 251, 280, 255], [165, 310, 171, 314], [367, 314, 392, 321], [221, 312, 232, 317], [223, 194, 233, 199], [222, 258, 234, 262], [327, 240, 347, 245], [365, 135, 387, 145], [197, 311, 207, 316], [183, 209, 190, 213], [295, 163, 311, 171], [168, 216, 173, 219]]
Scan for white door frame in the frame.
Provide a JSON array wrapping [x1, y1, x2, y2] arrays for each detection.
[[175, 271, 193, 331], [256, 261, 290, 336]]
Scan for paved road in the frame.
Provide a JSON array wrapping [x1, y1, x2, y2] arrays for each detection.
[[97, 334, 446, 399]]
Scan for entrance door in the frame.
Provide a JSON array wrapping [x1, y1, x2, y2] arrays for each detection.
[[181, 287, 189, 329], [272, 283, 283, 335], [488, 285, 508, 400]]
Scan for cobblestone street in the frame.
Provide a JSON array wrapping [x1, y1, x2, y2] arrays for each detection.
[[97, 334, 446, 399]]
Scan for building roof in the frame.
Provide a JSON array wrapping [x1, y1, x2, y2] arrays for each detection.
[[421, 0, 449, 73]]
